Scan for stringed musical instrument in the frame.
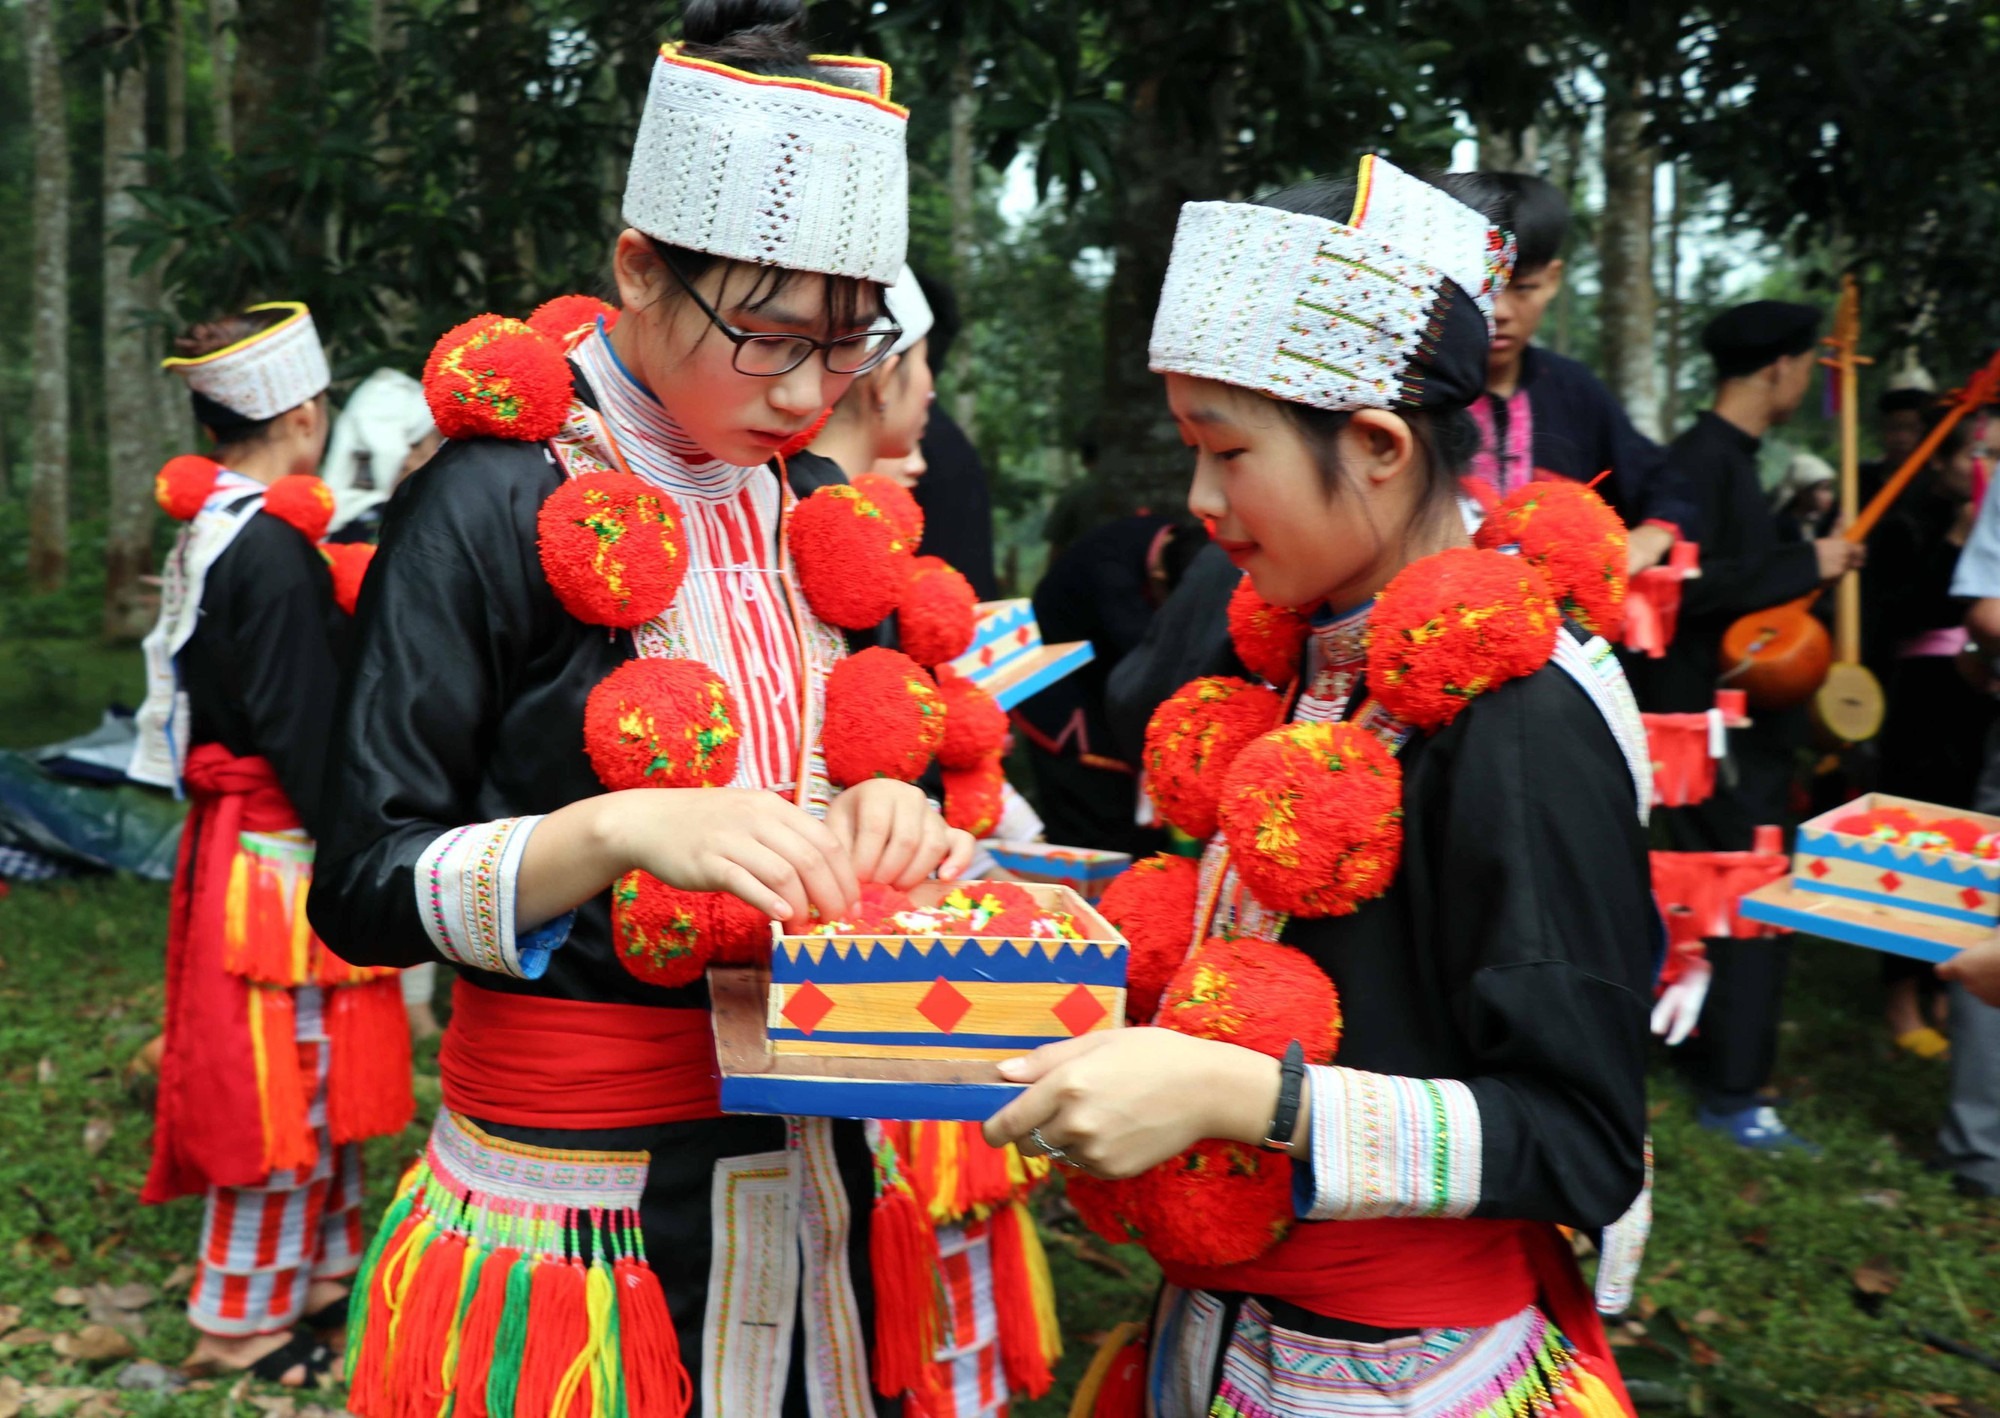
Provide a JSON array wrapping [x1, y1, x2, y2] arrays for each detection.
[[1723, 332, 2000, 718]]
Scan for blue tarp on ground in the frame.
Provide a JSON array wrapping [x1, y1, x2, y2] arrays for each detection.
[[0, 748, 184, 880]]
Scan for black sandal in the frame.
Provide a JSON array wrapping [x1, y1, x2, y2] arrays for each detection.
[[298, 1288, 351, 1333], [247, 1331, 337, 1388]]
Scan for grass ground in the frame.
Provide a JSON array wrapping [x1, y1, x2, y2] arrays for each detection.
[[0, 638, 147, 753]]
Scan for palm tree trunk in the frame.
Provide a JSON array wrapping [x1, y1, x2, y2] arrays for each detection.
[[102, 16, 159, 640], [26, 0, 71, 591], [946, 31, 978, 437], [207, 0, 234, 154], [1596, 79, 1660, 441]]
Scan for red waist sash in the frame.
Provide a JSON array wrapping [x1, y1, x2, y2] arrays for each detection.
[[440, 981, 723, 1130], [1162, 1215, 1633, 1413]]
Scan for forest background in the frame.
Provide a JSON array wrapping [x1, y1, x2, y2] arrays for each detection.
[[4, 0, 2000, 640]]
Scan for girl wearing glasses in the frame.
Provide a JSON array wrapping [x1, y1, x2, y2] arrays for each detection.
[[308, 4, 971, 1413]]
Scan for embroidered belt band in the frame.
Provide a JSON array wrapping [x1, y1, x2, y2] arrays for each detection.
[[345, 1109, 692, 1418]]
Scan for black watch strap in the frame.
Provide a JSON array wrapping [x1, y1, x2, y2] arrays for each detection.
[[1263, 1039, 1307, 1151]]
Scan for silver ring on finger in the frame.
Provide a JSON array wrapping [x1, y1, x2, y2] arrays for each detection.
[[1031, 1126, 1083, 1169]]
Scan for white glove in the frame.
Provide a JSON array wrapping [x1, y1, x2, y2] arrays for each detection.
[[1650, 958, 1712, 1046]]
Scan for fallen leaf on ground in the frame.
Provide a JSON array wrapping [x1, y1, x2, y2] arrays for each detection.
[[18, 1387, 106, 1418], [1691, 1308, 1725, 1327], [89, 1232, 127, 1261], [1737, 1181, 1765, 1206], [1853, 1260, 1900, 1295], [0, 1328, 53, 1349], [160, 1265, 194, 1294], [50, 1288, 86, 1308], [0, 1376, 21, 1418], [0, 1305, 21, 1336], [35, 1058, 55, 1085], [17, 1233, 72, 1267], [81, 1121, 114, 1158], [51, 1324, 135, 1363], [1688, 1335, 1719, 1366], [101, 1285, 151, 1312]]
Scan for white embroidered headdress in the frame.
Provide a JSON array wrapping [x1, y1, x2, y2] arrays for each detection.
[[1148, 156, 1515, 412], [161, 301, 331, 421], [621, 44, 909, 286], [883, 264, 933, 356]]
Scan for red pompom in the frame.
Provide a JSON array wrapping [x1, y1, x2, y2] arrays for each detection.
[[705, 890, 778, 966], [1473, 479, 1628, 635], [155, 455, 220, 521], [852, 473, 925, 544], [1227, 579, 1312, 686], [1064, 1173, 1145, 1247], [854, 881, 918, 926], [1219, 722, 1403, 919], [1367, 548, 1557, 730], [1132, 1138, 1293, 1267], [609, 871, 715, 988], [262, 474, 335, 542], [943, 757, 1008, 838], [1142, 677, 1283, 839], [321, 542, 376, 615], [1157, 935, 1342, 1063], [935, 667, 1008, 770], [423, 314, 572, 442], [898, 557, 978, 668], [822, 647, 946, 785], [1098, 855, 1198, 1022], [787, 483, 917, 629], [583, 657, 743, 791], [526, 294, 619, 348], [537, 472, 689, 628]]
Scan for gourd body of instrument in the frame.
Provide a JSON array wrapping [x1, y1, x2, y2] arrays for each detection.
[[1811, 661, 1886, 746], [1721, 599, 1829, 711]]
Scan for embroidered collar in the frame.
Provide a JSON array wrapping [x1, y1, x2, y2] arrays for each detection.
[[570, 323, 760, 500]]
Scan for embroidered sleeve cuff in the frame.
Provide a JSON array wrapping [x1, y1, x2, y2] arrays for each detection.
[[415, 817, 573, 979], [1293, 1065, 1483, 1220]]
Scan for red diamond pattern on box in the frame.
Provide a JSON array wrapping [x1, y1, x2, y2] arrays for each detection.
[[1051, 983, 1109, 1037], [1879, 871, 1902, 893], [918, 976, 973, 1034], [1807, 859, 1829, 879], [781, 980, 836, 1036], [1964, 888, 1987, 911]]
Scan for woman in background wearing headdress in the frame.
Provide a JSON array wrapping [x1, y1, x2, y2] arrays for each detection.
[[307, 4, 984, 1414], [136, 303, 413, 1386], [987, 160, 1654, 1416]]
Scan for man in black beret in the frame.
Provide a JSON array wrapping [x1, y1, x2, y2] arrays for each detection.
[[1634, 299, 1868, 1153]]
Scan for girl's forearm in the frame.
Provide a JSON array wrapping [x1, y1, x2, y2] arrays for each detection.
[[516, 794, 631, 928], [1202, 1041, 1313, 1158]]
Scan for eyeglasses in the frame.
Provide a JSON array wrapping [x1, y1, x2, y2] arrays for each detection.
[[660, 252, 901, 378]]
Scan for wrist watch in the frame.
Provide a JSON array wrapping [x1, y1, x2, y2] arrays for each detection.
[[1262, 1040, 1307, 1152]]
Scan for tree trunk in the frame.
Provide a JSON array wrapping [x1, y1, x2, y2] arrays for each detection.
[[26, 0, 71, 591], [103, 18, 159, 641], [945, 31, 978, 438], [207, 0, 234, 154], [163, 0, 187, 158], [231, 0, 324, 159], [1659, 159, 1684, 437], [1596, 80, 1660, 441]]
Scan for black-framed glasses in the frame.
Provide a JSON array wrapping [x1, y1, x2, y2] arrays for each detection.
[[661, 252, 901, 378]]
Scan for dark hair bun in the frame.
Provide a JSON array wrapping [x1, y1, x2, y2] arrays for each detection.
[[681, 0, 810, 73]]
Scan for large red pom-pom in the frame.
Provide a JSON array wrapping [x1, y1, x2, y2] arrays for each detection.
[[943, 757, 1007, 837], [526, 294, 619, 347], [1367, 548, 1557, 730], [1142, 677, 1283, 839], [1219, 722, 1403, 919], [1098, 854, 1198, 1022], [423, 314, 572, 442], [1473, 480, 1628, 636], [321, 542, 376, 615], [583, 657, 742, 791], [155, 455, 220, 521], [852, 473, 924, 544], [537, 472, 689, 628], [1157, 935, 1342, 1063], [1064, 1173, 1145, 1247], [787, 483, 916, 629], [1227, 579, 1313, 686], [609, 871, 714, 988], [822, 647, 946, 785], [898, 556, 978, 668], [935, 667, 1008, 770], [262, 474, 335, 542], [705, 890, 777, 966], [1134, 1139, 1293, 1267]]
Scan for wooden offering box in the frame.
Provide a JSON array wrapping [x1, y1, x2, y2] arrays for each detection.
[[1739, 793, 2000, 962], [983, 842, 1132, 904], [946, 599, 1096, 712], [714, 881, 1128, 1122]]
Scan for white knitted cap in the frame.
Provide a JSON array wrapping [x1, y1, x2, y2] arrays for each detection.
[[1148, 156, 1514, 412], [621, 44, 910, 285], [161, 302, 331, 421], [884, 264, 933, 356]]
